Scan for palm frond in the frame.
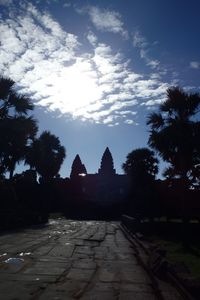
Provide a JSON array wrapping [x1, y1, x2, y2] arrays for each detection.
[[147, 112, 164, 129]]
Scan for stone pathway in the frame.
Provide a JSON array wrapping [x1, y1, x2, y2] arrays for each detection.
[[0, 219, 177, 299]]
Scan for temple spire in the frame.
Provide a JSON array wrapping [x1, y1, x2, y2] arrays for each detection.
[[98, 147, 116, 176], [70, 154, 87, 178]]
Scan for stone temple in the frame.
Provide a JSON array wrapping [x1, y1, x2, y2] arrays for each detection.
[[70, 147, 130, 203]]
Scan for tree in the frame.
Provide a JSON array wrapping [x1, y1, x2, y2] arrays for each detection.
[[0, 77, 33, 119], [123, 148, 159, 181], [70, 154, 87, 178], [0, 77, 37, 178], [2, 116, 37, 179], [147, 87, 200, 189], [123, 148, 159, 216], [25, 131, 66, 181], [98, 147, 116, 175]]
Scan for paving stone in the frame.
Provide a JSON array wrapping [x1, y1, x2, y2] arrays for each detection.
[[0, 219, 183, 300], [72, 259, 96, 269], [116, 252, 135, 260], [23, 261, 68, 275], [94, 246, 107, 259], [73, 239, 85, 246], [48, 244, 74, 257], [0, 280, 44, 300], [98, 268, 120, 282], [105, 252, 118, 260], [90, 282, 115, 292], [74, 246, 93, 255], [67, 268, 95, 281], [32, 244, 54, 256], [83, 240, 99, 247], [38, 289, 74, 300], [119, 291, 157, 300], [0, 273, 58, 282], [120, 268, 151, 283], [58, 280, 88, 298], [38, 280, 87, 299], [81, 291, 116, 300], [73, 253, 92, 259], [120, 283, 153, 293], [38, 256, 70, 263]]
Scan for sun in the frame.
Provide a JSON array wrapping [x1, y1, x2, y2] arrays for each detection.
[[41, 58, 103, 119]]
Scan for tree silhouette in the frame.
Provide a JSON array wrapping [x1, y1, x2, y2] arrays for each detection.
[[0, 77, 33, 119], [70, 154, 87, 178], [0, 77, 37, 178], [25, 131, 66, 181], [123, 148, 159, 216], [147, 87, 200, 188], [123, 148, 158, 181], [98, 147, 116, 175]]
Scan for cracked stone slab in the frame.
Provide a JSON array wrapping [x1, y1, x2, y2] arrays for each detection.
[[0, 219, 183, 299], [23, 261, 69, 275], [38, 280, 88, 300], [81, 291, 116, 300], [48, 244, 75, 257], [72, 259, 96, 269], [0, 273, 58, 282], [119, 291, 157, 300], [66, 268, 95, 281]]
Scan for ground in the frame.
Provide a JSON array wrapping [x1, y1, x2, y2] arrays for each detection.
[[0, 219, 180, 299]]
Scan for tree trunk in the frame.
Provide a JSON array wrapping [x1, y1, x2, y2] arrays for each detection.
[[9, 168, 14, 179], [9, 161, 15, 180], [180, 169, 190, 249]]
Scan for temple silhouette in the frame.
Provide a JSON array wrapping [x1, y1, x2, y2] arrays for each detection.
[[70, 147, 130, 204]]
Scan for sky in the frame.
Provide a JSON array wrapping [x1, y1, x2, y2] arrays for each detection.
[[1, 0, 200, 178]]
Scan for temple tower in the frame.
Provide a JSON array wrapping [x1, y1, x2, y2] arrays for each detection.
[[70, 154, 87, 178], [98, 147, 116, 176]]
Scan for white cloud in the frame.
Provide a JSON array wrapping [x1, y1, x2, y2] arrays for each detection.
[[103, 115, 119, 124], [190, 61, 200, 69], [87, 31, 98, 46], [133, 30, 160, 70], [0, 3, 171, 125], [147, 59, 160, 69], [87, 6, 128, 38], [133, 31, 148, 48], [124, 119, 134, 125], [117, 110, 137, 116]]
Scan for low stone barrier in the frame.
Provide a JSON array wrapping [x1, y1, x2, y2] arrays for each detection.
[[121, 215, 199, 300]]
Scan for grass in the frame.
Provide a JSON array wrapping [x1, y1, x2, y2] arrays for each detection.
[[152, 237, 200, 279], [49, 212, 64, 219]]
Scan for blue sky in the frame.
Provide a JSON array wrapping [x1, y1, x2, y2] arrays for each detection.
[[1, 0, 200, 177]]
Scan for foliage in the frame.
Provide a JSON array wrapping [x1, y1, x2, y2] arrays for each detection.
[[0, 77, 37, 178], [147, 87, 200, 188], [123, 148, 159, 216], [13, 169, 37, 184], [26, 131, 66, 181], [123, 148, 159, 182]]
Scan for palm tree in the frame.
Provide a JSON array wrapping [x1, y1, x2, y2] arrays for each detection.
[[25, 131, 66, 181], [0, 77, 37, 178], [0, 77, 33, 119], [147, 87, 200, 188]]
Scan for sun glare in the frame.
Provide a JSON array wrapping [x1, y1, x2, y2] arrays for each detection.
[[42, 59, 103, 118]]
